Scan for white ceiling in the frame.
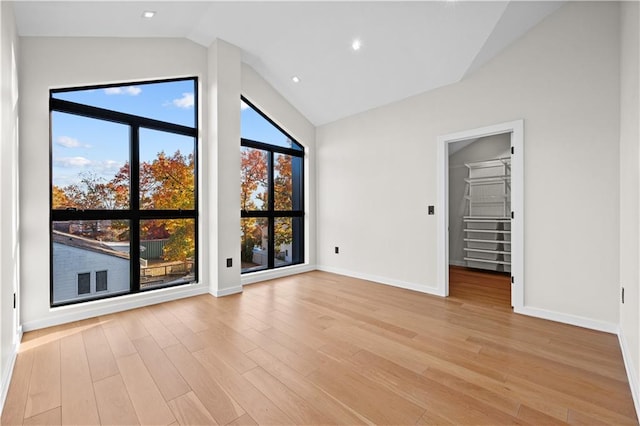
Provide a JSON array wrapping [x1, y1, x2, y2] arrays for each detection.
[[12, 1, 564, 125]]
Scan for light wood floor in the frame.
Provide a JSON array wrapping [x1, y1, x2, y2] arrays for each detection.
[[2, 270, 637, 425]]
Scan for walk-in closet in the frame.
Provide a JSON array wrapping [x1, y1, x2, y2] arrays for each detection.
[[448, 133, 511, 305]]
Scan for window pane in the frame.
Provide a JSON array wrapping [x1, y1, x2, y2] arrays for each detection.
[[52, 79, 196, 127], [140, 219, 195, 290], [241, 217, 269, 273], [241, 147, 268, 211], [275, 217, 303, 267], [53, 220, 130, 305], [51, 112, 129, 209], [78, 273, 90, 295], [96, 270, 108, 292], [139, 128, 195, 210], [274, 154, 303, 211], [241, 100, 302, 151]]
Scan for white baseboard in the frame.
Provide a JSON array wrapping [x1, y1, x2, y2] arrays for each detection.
[[514, 306, 618, 334], [618, 327, 640, 420], [316, 265, 443, 297], [211, 285, 243, 297], [22, 284, 209, 332], [0, 326, 22, 418], [241, 263, 316, 286]]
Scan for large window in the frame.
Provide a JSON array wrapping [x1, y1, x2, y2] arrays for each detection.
[[240, 97, 304, 273], [50, 78, 198, 306]]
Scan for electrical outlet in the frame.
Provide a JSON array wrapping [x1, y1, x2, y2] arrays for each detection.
[[226, 258, 232, 268], [334, 247, 339, 254]]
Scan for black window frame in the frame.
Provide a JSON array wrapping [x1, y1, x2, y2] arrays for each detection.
[[240, 96, 305, 273], [50, 77, 199, 307]]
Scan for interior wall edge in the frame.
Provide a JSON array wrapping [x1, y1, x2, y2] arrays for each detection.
[[619, 328, 640, 419], [0, 327, 21, 419]]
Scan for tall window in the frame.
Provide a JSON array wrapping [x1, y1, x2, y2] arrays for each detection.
[[240, 97, 304, 273], [50, 78, 198, 306]]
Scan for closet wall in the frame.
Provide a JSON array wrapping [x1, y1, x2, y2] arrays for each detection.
[[448, 134, 511, 267]]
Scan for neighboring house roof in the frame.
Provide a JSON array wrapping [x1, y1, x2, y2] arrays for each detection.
[[52, 230, 129, 260]]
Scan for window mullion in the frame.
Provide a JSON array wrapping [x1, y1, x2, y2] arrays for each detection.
[[130, 125, 141, 292], [268, 151, 275, 269]]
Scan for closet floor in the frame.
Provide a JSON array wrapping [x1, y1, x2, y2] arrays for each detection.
[[449, 265, 511, 310]]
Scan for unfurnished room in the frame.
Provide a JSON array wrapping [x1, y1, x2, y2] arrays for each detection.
[[0, 1, 639, 424]]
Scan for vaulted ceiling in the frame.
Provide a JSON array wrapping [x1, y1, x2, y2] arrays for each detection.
[[12, 1, 564, 125]]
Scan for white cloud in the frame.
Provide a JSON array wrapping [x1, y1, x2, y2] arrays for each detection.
[[104, 86, 142, 96], [96, 160, 124, 174], [56, 136, 81, 148], [56, 135, 91, 149], [241, 101, 249, 110], [173, 92, 194, 109], [54, 156, 93, 168]]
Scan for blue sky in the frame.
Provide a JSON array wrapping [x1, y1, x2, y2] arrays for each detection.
[[51, 79, 298, 189], [52, 79, 196, 188], [240, 100, 299, 150]]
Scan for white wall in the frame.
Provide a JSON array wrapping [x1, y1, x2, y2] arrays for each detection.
[[19, 37, 211, 330], [448, 134, 510, 266], [317, 2, 621, 327], [0, 0, 21, 413], [618, 0, 640, 414]]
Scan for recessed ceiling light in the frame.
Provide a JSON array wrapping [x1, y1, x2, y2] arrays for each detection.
[[351, 39, 362, 51], [292, 76, 301, 83], [142, 11, 156, 19]]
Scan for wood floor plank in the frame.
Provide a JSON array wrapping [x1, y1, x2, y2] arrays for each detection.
[[238, 328, 319, 376], [167, 391, 219, 426], [100, 322, 136, 359], [60, 332, 100, 425], [115, 352, 175, 425], [117, 309, 150, 341], [165, 321, 208, 352], [24, 339, 61, 419], [0, 348, 34, 426], [242, 366, 334, 425], [164, 343, 245, 425], [245, 347, 368, 425], [22, 406, 61, 426], [82, 324, 118, 382], [225, 413, 258, 426], [137, 307, 179, 348], [93, 374, 139, 425], [193, 347, 296, 425], [307, 357, 425, 425], [131, 335, 190, 401], [194, 329, 258, 374]]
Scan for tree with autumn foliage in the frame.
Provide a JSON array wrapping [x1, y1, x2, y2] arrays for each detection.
[[53, 150, 195, 263], [146, 150, 195, 262], [240, 147, 294, 266], [240, 148, 267, 263]]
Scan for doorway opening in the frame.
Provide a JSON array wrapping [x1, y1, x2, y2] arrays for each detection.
[[437, 120, 523, 311], [449, 134, 511, 306]]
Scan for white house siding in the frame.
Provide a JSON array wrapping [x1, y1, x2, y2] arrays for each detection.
[[52, 243, 129, 304]]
